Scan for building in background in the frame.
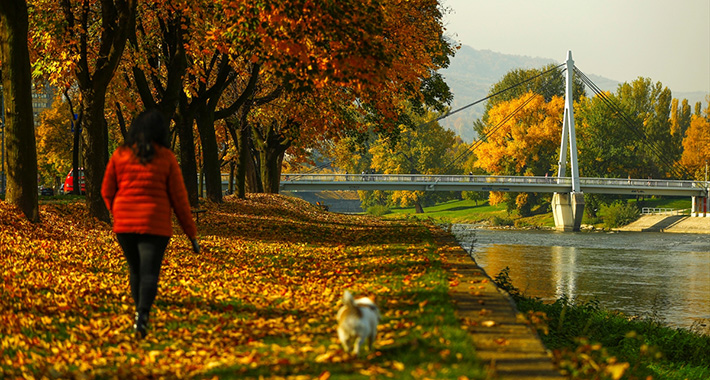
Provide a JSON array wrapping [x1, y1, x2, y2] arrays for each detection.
[[31, 84, 54, 125], [1, 83, 55, 194]]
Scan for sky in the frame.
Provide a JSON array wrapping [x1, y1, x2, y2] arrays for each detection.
[[441, 0, 710, 94]]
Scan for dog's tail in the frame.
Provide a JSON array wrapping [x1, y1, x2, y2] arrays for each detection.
[[343, 290, 357, 308]]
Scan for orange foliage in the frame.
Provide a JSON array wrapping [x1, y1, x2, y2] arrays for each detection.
[[0, 195, 463, 378], [679, 102, 710, 180], [475, 93, 564, 176]]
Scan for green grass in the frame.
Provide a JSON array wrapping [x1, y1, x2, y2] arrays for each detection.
[[630, 196, 692, 212], [38, 194, 86, 204], [385, 199, 509, 224], [2, 195, 488, 379], [383, 196, 694, 229], [204, 231, 487, 380]]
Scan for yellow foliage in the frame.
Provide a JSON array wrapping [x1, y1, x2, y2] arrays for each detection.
[[391, 190, 424, 207], [475, 93, 564, 176], [0, 194, 465, 378], [488, 191, 505, 205], [515, 193, 529, 209], [35, 96, 74, 186], [680, 102, 710, 180]]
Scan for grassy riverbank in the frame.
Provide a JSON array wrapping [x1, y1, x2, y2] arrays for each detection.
[[1, 195, 487, 379], [493, 269, 710, 380], [383, 197, 692, 229], [383, 199, 554, 227]]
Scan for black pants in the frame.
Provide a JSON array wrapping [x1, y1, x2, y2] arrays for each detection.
[[116, 233, 170, 314]]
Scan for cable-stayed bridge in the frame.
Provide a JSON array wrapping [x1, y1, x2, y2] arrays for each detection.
[[279, 51, 710, 230], [280, 174, 706, 198]]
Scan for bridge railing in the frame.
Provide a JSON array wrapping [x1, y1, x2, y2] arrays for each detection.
[[641, 207, 691, 216], [282, 173, 574, 184], [578, 177, 704, 189], [282, 174, 704, 188]]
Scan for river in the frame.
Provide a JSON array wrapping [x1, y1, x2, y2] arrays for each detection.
[[451, 226, 710, 330]]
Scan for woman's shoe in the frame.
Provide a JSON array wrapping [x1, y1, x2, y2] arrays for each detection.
[[134, 312, 149, 339]]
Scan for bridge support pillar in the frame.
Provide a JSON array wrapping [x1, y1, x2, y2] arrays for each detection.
[[552, 192, 585, 231], [691, 196, 709, 217]]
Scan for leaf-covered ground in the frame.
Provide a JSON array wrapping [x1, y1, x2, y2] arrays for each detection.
[[1, 194, 486, 379]]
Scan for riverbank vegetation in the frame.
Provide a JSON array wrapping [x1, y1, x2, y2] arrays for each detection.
[[1, 195, 487, 379], [494, 268, 710, 380], [381, 196, 691, 230]]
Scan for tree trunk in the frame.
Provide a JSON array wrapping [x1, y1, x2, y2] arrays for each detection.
[[236, 121, 249, 199], [260, 149, 285, 194], [254, 124, 290, 194], [228, 160, 235, 195], [175, 103, 199, 207], [245, 143, 262, 193], [59, 0, 136, 223], [63, 91, 82, 195], [195, 110, 222, 203], [0, 0, 39, 222], [414, 202, 424, 214], [71, 112, 81, 195], [80, 88, 111, 222], [234, 99, 255, 199]]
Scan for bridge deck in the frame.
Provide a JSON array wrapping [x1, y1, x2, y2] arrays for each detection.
[[280, 174, 708, 197]]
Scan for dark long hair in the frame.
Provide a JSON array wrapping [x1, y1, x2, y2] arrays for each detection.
[[125, 109, 170, 164]]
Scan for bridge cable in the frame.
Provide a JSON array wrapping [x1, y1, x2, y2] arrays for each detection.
[[422, 62, 565, 127], [294, 64, 566, 178], [286, 159, 336, 180], [573, 66, 693, 180], [441, 67, 568, 172], [442, 91, 543, 172], [579, 71, 689, 179]]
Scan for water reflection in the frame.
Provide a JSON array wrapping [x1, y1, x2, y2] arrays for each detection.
[[454, 227, 710, 329]]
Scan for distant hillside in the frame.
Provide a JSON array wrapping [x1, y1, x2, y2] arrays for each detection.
[[439, 45, 708, 142], [438, 46, 555, 142]]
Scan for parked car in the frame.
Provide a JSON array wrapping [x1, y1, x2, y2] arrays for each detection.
[[62, 168, 86, 194], [40, 187, 54, 196]]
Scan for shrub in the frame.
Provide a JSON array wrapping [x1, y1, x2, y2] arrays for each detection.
[[366, 205, 390, 216], [600, 201, 639, 228], [490, 215, 514, 226]]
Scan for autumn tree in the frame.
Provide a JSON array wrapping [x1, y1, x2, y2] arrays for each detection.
[[474, 64, 585, 138], [26, 0, 455, 209], [331, 105, 464, 213], [669, 98, 692, 159], [119, 0, 195, 201], [680, 100, 710, 180], [35, 95, 74, 187], [250, 79, 369, 194], [474, 92, 564, 215], [30, 0, 137, 222], [231, 0, 453, 192], [0, 0, 39, 222], [371, 110, 464, 213]]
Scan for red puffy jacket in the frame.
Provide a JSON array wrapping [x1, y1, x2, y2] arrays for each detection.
[[101, 145, 197, 239]]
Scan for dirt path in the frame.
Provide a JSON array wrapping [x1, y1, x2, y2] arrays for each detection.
[[438, 233, 565, 380]]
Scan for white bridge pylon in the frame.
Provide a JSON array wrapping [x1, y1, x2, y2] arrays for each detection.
[[557, 51, 581, 192], [552, 51, 585, 231]]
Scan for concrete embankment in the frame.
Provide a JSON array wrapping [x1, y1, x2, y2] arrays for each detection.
[[438, 232, 565, 380], [616, 215, 710, 233]]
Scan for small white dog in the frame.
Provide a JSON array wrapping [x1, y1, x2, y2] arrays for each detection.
[[337, 290, 380, 355]]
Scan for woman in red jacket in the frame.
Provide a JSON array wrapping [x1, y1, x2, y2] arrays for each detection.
[[102, 109, 199, 339]]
